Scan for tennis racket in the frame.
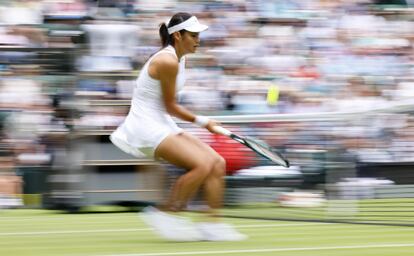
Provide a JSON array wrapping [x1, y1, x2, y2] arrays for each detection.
[[212, 126, 290, 168]]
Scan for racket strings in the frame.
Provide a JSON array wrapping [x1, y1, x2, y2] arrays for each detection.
[[244, 137, 289, 167]]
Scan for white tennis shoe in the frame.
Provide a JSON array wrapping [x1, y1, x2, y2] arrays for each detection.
[[197, 222, 248, 241], [140, 206, 203, 242]]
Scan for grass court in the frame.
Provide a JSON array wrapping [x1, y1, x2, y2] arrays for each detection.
[[1, 208, 413, 256]]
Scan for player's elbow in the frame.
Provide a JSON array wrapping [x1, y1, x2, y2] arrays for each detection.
[[164, 102, 179, 115]]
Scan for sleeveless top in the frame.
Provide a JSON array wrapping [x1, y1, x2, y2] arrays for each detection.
[[110, 45, 186, 158]]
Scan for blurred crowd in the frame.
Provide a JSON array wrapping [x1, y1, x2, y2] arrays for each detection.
[[1, 0, 414, 207]]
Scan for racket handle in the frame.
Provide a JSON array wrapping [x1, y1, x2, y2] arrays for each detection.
[[212, 126, 232, 137]]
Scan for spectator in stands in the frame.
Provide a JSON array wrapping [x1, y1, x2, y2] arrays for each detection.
[[110, 12, 246, 242], [0, 112, 23, 209], [0, 153, 23, 209]]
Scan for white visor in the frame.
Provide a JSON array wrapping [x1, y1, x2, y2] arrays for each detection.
[[167, 16, 208, 35]]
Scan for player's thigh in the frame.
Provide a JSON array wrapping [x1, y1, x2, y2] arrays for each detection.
[[180, 133, 226, 175], [155, 132, 211, 171], [180, 132, 222, 160]]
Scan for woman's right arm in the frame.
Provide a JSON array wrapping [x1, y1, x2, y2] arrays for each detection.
[[153, 54, 197, 123], [152, 54, 219, 131]]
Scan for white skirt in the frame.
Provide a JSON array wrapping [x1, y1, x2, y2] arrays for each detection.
[[110, 108, 183, 158]]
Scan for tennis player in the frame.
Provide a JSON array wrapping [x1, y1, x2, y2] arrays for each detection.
[[110, 12, 246, 241]]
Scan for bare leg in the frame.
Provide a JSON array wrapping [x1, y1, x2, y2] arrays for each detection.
[[170, 134, 247, 241], [174, 133, 226, 215], [166, 166, 210, 211], [151, 132, 246, 241], [155, 132, 215, 212], [203, 165, 225, 216]]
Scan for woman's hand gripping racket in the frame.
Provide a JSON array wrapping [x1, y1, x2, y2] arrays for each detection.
[[212, 126, 290, 168]]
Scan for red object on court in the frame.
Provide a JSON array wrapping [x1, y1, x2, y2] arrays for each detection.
[[208, 133, 256, 175]]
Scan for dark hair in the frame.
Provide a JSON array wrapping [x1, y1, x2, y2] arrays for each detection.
[[159, 12, 192, 47]]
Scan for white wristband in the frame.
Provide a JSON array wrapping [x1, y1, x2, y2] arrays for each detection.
[[194, 115, 210, 127]]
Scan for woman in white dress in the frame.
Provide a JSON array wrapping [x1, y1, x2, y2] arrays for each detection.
[[110, 12, 246, 241]]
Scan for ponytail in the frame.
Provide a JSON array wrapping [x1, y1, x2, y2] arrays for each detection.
[[159, 23, 170, 47], [159, 13, 192, 48]]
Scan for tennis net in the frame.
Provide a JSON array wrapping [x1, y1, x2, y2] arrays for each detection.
[[179, 100, 414, 227]]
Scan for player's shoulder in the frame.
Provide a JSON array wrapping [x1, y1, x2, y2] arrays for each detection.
[[149, 50, 179, 78], [152, 50, 178, 69]]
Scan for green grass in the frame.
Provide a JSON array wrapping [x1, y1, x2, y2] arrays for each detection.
[[1, 208, 414, 256], [222, 198, 414, 226]]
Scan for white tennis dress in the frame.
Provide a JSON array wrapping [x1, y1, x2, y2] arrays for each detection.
[[110, 45, 186, 158]]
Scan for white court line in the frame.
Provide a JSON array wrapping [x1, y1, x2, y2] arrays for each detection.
[[104, 244, 414, 256], [0, 228, 151, 236], [0, 215, 135, 221], [0, 223, 330, 236]]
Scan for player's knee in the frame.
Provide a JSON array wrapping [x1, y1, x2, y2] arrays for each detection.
[[195, 162, 213, 179], [212, 155, 226, 177]]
